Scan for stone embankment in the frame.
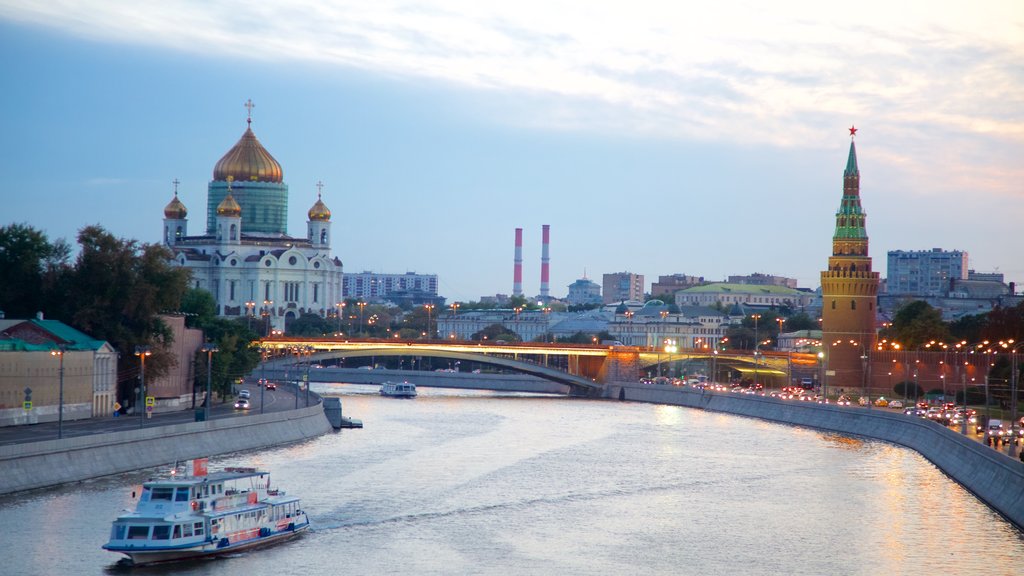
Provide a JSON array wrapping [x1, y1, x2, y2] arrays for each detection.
[[608, 382, 1024, 529], [0, 403, 332, 495]]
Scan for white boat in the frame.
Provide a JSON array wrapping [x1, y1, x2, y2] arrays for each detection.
[[103, 459, 310, 565], [380, 380, 417, 398]]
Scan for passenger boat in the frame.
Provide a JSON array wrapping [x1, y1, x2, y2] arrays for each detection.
[[103, 459, 309, 565], [380, 380, 417, 398]]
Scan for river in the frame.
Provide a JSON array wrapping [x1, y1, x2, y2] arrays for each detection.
[[3, 384, 1022, 575]]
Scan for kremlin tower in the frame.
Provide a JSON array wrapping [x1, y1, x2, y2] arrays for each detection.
[[820, 127, 880, 391]]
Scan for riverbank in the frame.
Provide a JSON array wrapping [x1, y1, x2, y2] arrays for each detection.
[[0, 403, 332, 495], [608, 381, 1024, 529]]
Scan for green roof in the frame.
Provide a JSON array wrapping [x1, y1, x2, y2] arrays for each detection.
[[844, 141, 858, 177], [26, 319, 107, 351]]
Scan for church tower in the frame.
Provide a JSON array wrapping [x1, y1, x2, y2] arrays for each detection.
[[307, 181, 332, 251], [820, 127, 880, 391], [162, 179, 188, 247], [206, 100, 288, 235], [215, 177, 242, 246]]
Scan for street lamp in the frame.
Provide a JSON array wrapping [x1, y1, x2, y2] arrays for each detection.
[[134, 345, 152, 428], [262, 299, 274, 335], [751, 314, 762, 389], [335, 301, 346, 334], [50, 344, 67, 439], [542, 306, 552, 343], [200, 342, 218, 422], [245, 301, 255, 331], [424, 304, 435, 339], [357, 301, 367, 335], [818, 351, 826, 399]]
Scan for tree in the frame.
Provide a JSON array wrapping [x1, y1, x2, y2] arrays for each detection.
[[63, 226, 191, 403], [784, 312, 817, 332], [883, 301, 951, 348], [0, 223, 70, 318], [981, 302, 1024, 344], [180, 288, 218, 329], [288, 312, 333, 336], [472, 323, 519, 342]]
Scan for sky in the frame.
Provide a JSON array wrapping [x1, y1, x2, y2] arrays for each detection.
[[1, 1, 1022, 303]]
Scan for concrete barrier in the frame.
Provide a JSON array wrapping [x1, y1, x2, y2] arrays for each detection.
[[608, 382, 1024, 529], [0, 404, 333, 495]]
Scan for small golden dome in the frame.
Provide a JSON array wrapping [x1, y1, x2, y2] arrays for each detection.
[[212, 121, 283, 183], [308, 193, 331, 221], [163, 193, 187, 219], [217, 192, 242, 217]]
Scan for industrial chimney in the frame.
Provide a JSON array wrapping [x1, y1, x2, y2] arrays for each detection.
[[540, 224, 550, 300], [513, 228, 523, 297]]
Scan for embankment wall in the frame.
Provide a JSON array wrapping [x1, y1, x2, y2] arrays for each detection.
[[0, 404, 332, 495], [608, 382, 1024, 529]]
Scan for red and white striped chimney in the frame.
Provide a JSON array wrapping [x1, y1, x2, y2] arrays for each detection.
[[513, 228, 523, 297], [540, 224, 550, 300]]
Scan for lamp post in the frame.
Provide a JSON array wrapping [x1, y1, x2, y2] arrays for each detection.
[[245, 301, 255, 332], [200, 342, 219, 422], [134, 345, 151, 428], [424, 304, 434, 339], [542, 306, 552, 343], [335, 302, 345, 334], [751, 314, 761, 389], [357, 301, 367, 336], [818, 351, 826, 399], [263, 299, 274, 335], [50, 345, 66, 439], [260, 345, 267, 414]]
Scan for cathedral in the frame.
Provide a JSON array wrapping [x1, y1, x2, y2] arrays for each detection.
[[162, 104, 343, 333]]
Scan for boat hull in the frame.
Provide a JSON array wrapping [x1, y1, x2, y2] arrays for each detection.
[[105, 521, 310, 565]]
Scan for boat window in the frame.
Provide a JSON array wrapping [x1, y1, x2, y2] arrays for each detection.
[[183, 524, 193, 537], [151, 487, 174, 501], [194, 522, 205, 536], [127, 525, 150, 540], [172, 525, 182, 539], [152, 525, 170, 540], [111, 525, 127, 540], [175, 488, 190, 501]]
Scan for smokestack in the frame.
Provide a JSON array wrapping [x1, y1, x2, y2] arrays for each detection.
[[540, 224, 550, 300], [513, 228, 523, 297]]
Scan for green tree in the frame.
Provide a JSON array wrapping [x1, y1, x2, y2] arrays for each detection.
[[288, 312, 333, 336], [472, 323, 519, 342], [949, 313, 987, 344], [784, 312, 818, 332], [981, 302, 1024, 344], [0, 223, 70, 318], [180, 288, 218, 329], [63, 226, 191, 403], [883, 301, 951, 348]]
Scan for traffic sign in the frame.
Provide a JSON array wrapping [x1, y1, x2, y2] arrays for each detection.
[[146, 396, 155, 407], [113, 402, 122, 411], [23, 401, 32, 411]]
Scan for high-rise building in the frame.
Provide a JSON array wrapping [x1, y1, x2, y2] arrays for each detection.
[[163, 104, 343, 332], [343, 271, 439, 302], [602, 272, 644, 304], [886, 248, 969, 296], [820, 129, 880, 391], [650, 274, 704, 298]]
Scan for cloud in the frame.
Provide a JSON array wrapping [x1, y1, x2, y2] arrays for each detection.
[[3, 0, 1022, 198]]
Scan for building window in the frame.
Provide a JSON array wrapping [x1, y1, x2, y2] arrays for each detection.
[[831, 300, 836, 310], [851, 300, 856, 310], [313, 284, 319, 303]]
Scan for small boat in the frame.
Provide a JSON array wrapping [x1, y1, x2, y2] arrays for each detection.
[[103, 459, 310, 565], [380, 380, 417, 398]]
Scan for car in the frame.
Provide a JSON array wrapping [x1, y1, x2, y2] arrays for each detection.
[[234, 398, 250, 410], [835, 396, 851, 406], [265, 381, 277, 390], [238, 389, 251, 399], [888, 400, 903, 409]]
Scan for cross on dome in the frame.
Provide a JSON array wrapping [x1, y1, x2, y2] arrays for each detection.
[[245, 99, 255, 125]]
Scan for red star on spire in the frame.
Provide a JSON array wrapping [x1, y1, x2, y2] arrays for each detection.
[[849, 125, 858, 137]]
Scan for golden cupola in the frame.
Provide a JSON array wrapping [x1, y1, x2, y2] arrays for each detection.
[[212, 119, 284, 183], [308, 193, 331, 221], [217, 191, 242, 217], [163, 193, 188, 219]]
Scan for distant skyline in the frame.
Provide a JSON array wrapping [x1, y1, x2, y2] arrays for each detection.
[[2, 2, 1022, 302]]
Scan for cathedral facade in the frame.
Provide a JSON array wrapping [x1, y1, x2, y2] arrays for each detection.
[[162, 109, 343, 333]]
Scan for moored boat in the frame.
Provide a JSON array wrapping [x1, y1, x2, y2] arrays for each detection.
[[380, 381, 417, 398], [103, 459, 309, 565]]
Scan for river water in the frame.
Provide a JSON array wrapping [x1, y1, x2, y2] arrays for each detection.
[[3, 385, 1022, 575]]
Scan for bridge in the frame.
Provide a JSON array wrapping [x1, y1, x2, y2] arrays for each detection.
[[258, 337, 821, 394]]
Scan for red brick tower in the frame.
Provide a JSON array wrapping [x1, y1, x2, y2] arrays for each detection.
[[821, 127, 880, 391]]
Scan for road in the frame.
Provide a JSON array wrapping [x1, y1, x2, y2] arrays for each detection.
[[0, 381, 310, 447]]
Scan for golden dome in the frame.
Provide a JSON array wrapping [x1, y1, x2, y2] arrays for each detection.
[[217, 192, 242, 217], [212, 121, 283, 183], [308, 193, 331, 221], [163, 193, 187, 219]]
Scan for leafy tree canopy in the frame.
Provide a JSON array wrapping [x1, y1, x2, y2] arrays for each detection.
[[883, 300, 951, 348], [0, 223, 70, 317]]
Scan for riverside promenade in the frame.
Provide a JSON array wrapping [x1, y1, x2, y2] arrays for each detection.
[[607, 381, 1024, 530]]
